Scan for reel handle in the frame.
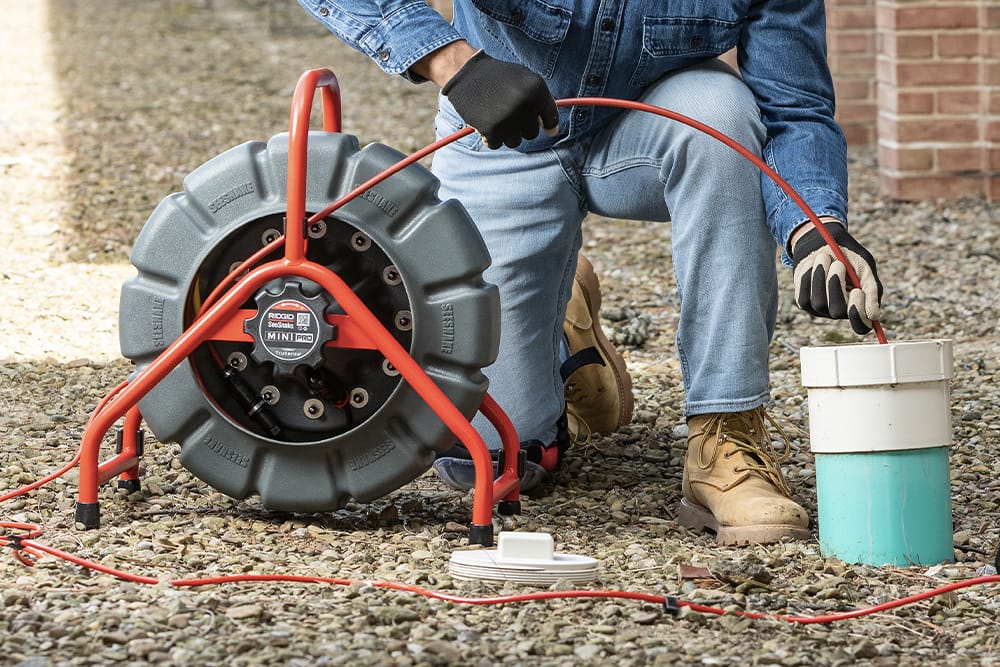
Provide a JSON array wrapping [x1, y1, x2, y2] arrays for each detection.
[[286, 68, 342, 262]]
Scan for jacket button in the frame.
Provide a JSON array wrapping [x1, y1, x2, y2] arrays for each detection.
[[378, 49, 390, 61], [319, 6, 329, 16], [600, 18, 614, 31], [511, 8, 524, 22]]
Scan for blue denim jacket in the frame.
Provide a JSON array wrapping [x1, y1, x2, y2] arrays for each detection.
[[297, 0, 849, 254]]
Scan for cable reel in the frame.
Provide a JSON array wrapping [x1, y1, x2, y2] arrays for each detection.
[[119, 131, 499, 512]]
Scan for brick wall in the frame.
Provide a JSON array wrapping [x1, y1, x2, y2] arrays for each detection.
[[872, 0, 997, 200], [827, 0, 878, 147]]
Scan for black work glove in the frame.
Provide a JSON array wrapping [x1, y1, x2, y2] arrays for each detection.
[[791, 221, 883, 335], [442, 50, 559, 149]]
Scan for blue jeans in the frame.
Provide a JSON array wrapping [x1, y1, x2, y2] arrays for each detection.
[[431, 60, 778, 449]]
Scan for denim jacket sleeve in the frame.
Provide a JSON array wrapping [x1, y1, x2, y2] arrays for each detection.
[[739, 0, 849, 264], [296, 1, 463, 81]]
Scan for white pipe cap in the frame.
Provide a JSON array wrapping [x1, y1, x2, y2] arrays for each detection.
[[449, 532, 599, 584]]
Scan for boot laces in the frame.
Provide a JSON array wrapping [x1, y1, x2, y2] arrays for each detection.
[[695, 408, 794, 497], [565, 405, 593, 445]]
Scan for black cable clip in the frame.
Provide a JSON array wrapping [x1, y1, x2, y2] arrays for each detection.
[[115, 426, 146, 457], [4, 534, 39, 567], [663, 596, 681, 616]]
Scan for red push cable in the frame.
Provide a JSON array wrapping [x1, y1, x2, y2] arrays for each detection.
[[2, 523, 998, 624], [305, 98, 886, 342], [555, 98, 887, 344]]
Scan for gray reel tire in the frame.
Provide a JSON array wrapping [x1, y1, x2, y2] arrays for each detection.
[[118, 131, 499, 511]]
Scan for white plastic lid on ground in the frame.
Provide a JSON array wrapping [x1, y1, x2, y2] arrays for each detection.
[[449, 531, 599, 584]]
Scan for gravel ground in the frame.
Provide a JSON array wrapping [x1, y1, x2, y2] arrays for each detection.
[[2, 2, 999, 665]]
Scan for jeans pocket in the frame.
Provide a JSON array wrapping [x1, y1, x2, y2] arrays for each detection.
[[435, 94, 486, 152]]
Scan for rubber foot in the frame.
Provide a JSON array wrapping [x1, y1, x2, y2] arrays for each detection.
[[468, 523, 493, 546], [117, 479, 141, 494], [75, 502, 101, 529], [497, 500, 521, 516]]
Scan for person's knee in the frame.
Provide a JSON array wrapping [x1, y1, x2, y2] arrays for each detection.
[[647, 63, 765, 152]]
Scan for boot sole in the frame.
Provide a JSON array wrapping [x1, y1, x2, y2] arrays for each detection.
[[677, 497, 811, 546], [565, 255, 634, 432]]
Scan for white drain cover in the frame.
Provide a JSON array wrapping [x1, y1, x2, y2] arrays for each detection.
[[449, 532, 599, 584]]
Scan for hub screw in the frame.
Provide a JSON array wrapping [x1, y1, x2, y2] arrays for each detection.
[[261, 385, 280, 405], [308, 220, 327, 239], [382, 359, 399, 376], [350, 232, 372, 252], [227, 352, 249, 372], [382, 265, 402, 286], [349, 387, 370, 409], [394, 310, 413, 332], [261, 228, 281, 246], [303, 398, 325, 419]]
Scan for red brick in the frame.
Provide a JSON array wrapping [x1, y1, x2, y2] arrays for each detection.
[[830, 54, 877, 76], [989, 148, 1000, 172], [880, 173, 984, 200], [829, 8, 875, 29], [830, 31, 876, 54], [986, 7, 1000, 29], [937, 89, 983, 115], [937, 33, 983, 58], [988, 120, 1000, 143], [937, 146, 985, 172], [877, 111, 898, 140], [878, 87, 935, 115], [843, 124, 875, 147], [894, 61, 980, 86], [875, 4, 896, 30], [837, 101, 878, 124], [878, 144, 934, 171], [895, 117, 980, 143], [987, 33, 1000, 57], [836, 78, 875, 101], [987, 62, 1000, 87], [882, 33, 934, 58], [884, 5, 980, 31], [875, 54, 897, 85], [989, 91, 1000, 115]]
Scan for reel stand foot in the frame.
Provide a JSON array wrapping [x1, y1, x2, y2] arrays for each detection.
[[468, 523, 494, 546], [116, 479, 142, 494], [497, 500, 521, 516], [75, 502, 101, 530]]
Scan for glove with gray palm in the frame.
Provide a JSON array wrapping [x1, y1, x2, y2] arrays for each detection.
[[791, 221, 883, 335]]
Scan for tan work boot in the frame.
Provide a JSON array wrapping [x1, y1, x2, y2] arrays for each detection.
[[678, 407, 809, 545], [562, 255, 634, 440]]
